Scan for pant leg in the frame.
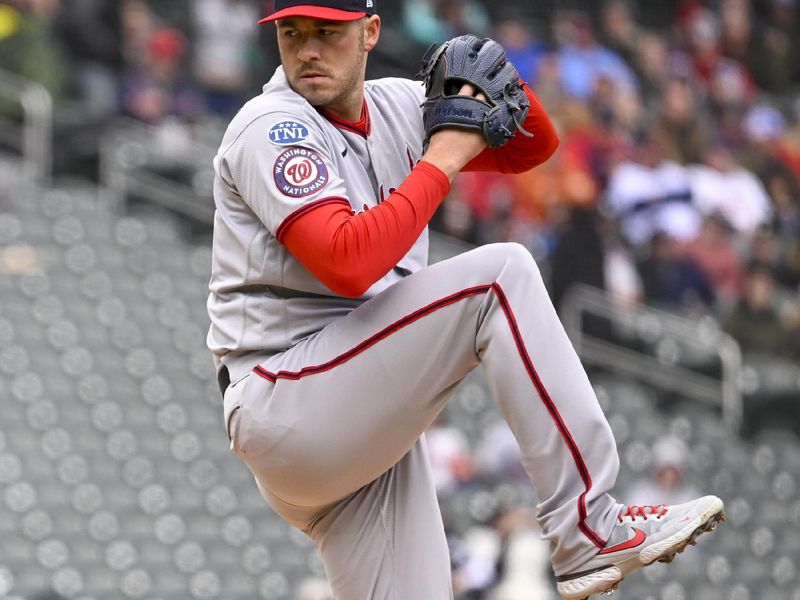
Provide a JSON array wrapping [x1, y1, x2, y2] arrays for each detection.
[[224, 242, 621, 579], [306, 438, 453, 600]]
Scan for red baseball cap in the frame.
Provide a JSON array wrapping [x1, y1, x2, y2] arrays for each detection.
[[259, 0, 376, 23]]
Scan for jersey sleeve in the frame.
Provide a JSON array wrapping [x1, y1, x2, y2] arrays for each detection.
[[219, 114, 349, 236]]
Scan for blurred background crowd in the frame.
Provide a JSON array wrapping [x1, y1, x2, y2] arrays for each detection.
[[1, 1, 799, 599], [2, 0, 800, 363]]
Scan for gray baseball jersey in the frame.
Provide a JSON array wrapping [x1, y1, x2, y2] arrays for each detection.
[[209, 66, 624, 599], [207, 66, 427, 379]]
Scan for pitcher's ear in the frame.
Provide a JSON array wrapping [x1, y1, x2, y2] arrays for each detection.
[[363, 15, 381, 51]]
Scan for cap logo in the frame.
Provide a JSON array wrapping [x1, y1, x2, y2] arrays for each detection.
[[273, 147, 329, 197], [269, 121, 309, 145]]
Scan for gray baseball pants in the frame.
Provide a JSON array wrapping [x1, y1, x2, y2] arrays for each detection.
[[222, 242, 622, 598]]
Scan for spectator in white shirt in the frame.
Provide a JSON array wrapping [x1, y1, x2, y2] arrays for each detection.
[[191, 0, 259, 118], [605, 133, 702, 247], [688, 146, 773, 236]]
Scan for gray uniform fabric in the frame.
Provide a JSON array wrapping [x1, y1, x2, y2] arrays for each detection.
[[209, 67, 623, 598]]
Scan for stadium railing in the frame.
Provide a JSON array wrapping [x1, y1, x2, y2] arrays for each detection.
[[100, 117, 217, 221], [0, 67, 52, 184], [560, 283, 744, 433]]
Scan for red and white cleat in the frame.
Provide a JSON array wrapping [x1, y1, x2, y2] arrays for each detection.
[[556, 495, 726, 600]]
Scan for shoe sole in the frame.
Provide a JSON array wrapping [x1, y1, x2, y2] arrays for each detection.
[[558, 498, 726, 599]]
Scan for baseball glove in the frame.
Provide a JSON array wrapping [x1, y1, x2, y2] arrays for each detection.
[[419, 35, 532, 149]]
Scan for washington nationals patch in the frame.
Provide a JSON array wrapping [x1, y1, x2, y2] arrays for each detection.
[[273, 147, 329, 198]]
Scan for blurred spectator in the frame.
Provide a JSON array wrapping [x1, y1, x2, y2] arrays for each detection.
[[763, 165, 800, 239], [554, 10, 638, 102], [608, 85, 646, 142], [720, 0, 749, 58], [448, 503, 556, 599], [680, 5, 759, 137], [550, 205, 605, 311], [586, 73, 615, 130], [501, 99, 604, 232], [295, 578, 334, 600], [120, 25, 203, 125], [493, 19, 546, 85], [528, 51, 566, 110], [638, 232, 716, 311], [683, 214, 744, 307], [605, 133, 701, 247], [627, 435, 699, 505], [402, 0, 489, 46], [773, 100, 800, 181], [475, 421, 527, 486], [748, 0, 800, 93], [741, 102, 788, 168], [631, 31, 673, 105], [651, 77, 712, 165], [450, 523, 499, 598], [0, 0, 64, 101], [119, 0, 155, 67], [489, 508, 555, 600], [688, 146, 773, 237], [53, 0, 123, 118], [719, 0, 792, 94], [722, 262, 799, 357], [452, 171, 514, 245], [427, 415, 475, 495], [452, 170, 550, 258], [448, 505, 551, 599], [433, 195, 480, 245], [191, 0, 260, 119], [707, 58, 756, 122], [604, 238, 643, 309], [550, 99, 606, 195], [684, 7, 737, 91], [747, 224, 800, 290], [599, 0, 642, 67]]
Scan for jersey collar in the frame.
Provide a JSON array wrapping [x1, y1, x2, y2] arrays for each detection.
[[318, 100, 371, 139]]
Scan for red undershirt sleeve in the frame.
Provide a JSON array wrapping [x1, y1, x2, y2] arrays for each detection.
[[279, 161, 450, 298], [463, 85, 559, 174]]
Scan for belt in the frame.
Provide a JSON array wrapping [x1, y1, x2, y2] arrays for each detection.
[[217, 365, 231, 398]]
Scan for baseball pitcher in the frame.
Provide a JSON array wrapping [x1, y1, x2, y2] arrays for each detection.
[[206, 1, 724, 597]]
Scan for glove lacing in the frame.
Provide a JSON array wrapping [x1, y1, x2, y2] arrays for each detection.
[[502, 82, 533, 138]]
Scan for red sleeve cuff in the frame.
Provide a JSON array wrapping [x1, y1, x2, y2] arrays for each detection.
[[416, 160, 452, 195]]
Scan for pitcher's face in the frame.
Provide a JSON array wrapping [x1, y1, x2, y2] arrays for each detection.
[[277, 16, 378, 112]]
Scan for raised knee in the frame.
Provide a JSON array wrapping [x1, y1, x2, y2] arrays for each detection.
[[496, 242, 539, 275], [467, 242, 540, 283], [503, 241, 535, 261]]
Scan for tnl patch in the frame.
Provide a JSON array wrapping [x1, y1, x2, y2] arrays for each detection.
[[273, 147, 329, 198], [268, 121, 309, 145]]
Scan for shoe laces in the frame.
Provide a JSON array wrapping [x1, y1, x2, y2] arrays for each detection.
[[618, 505, 668, 522]]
